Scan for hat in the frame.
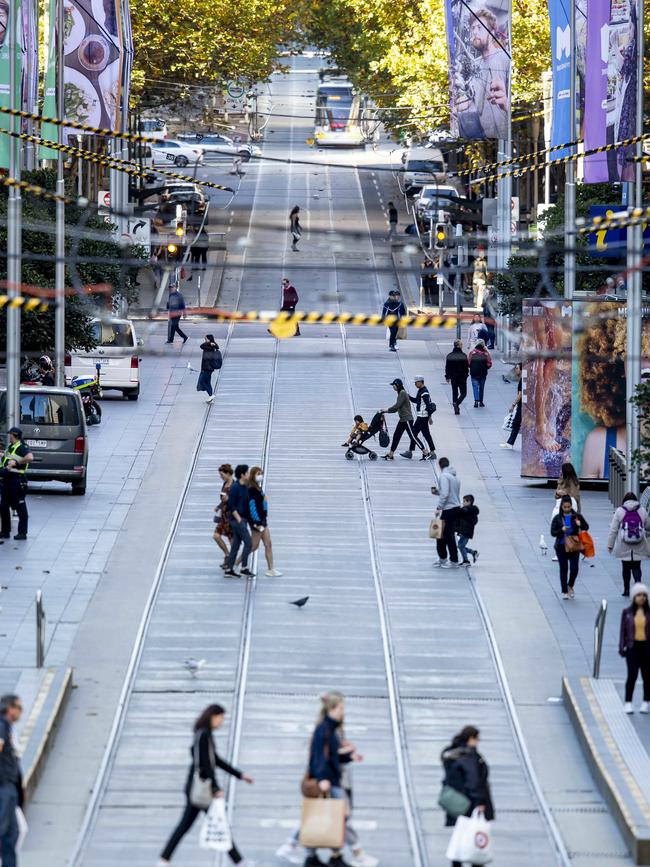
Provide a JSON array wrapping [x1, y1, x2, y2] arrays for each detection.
[[414, 375, 425, 382], [7, 427, 22, 439], [390, 378, 403, 387], [631, 582, 649, 600]]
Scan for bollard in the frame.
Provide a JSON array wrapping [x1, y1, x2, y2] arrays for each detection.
[[35, 590, 45, 668], [593, 599, 608, 679]]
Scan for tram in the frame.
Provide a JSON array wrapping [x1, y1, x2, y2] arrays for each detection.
[[314, 70, 367, 147]]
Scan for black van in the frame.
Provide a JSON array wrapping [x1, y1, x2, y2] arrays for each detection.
[[0, 387, 89, 495]]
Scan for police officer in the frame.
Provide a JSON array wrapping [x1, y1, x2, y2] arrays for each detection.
[[0, 428, 33, 541]]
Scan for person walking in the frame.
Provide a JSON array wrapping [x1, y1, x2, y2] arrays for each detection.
[[381, 290, 407, 353], [468, 340, 492, 408], [190, 227, 209, 269], [166, 287, 188, 344], [441, 725, 494, 867], [386, 201, 398, 242], [246, 466, 282, 577], [380, 378, 426, 460], [445, 340, 469, 415], [421, 257, 438, 307], [158, 703, 254, 865], [550, 495, 590, 599], [224, 465, 254, 578], [196, 335, 222, 403], [290, 205, 302, 251], [467, 314, 488, 350], [409, 376, 436, 461], [0, 428, 33, 541], [457, 494, 479, 566], [619, 584, 650, 714], [433, 457, 461, 568], [472, 245, 488, 309], [281, 277, 301, 336], [482, 288, 496, 349], [553, 462, 581, 513], [608, 492, 650, 596], [214, 463, 234, 568], [500, 371, 522, 449], [0, 694, 24, 867]]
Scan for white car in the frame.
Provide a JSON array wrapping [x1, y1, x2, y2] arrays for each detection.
[[151, 140, 205, 168], [65, 318, 142, 401], [415, 184, 465, 225], [178, 133, 261, 160]]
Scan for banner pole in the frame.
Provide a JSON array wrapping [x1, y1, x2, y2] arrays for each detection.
[[55, 0, 66, 386], [564, 0, 576, 300], [6, 0, 22, 431]]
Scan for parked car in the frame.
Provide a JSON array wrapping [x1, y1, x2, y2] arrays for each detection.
[[401, 145, 446, 192], [415, 184, 464, 224], [65, 318, 141, 401], [151, 140, 205, 168], [0, 387, 89, 495], [178, 133, 261, 160]]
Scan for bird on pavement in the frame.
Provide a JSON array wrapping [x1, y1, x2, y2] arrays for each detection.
[[539, 534, 548, 556], [290, 597, 309, 608], [183, 658, 206, 677], [186, 361, 199, 373]]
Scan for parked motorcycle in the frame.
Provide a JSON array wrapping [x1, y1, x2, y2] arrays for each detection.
[[70, 364, 103, 426]]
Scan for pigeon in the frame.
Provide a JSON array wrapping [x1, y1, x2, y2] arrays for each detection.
[[539, 534, 548, 556], [290, 597, 309, 608], [186, 361, 199, 373], [183, 658, 206, 677]]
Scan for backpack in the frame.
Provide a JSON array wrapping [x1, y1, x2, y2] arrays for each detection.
[[621, 507, 645, 545]]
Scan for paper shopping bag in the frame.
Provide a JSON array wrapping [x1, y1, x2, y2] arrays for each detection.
[[299, 796, 346, 849], [199, 798, 232, 851], [429, 518, 445, 539]]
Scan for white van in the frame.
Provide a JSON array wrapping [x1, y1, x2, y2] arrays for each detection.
[[402, 146, 446, 191], [65, 318, 141, 401]]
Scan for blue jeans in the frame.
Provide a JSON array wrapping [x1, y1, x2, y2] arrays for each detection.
[[227, 520, 251, 569], [0, 784, 18, 867], [471, 377, 486, 402], [457, 535, 474, 563]]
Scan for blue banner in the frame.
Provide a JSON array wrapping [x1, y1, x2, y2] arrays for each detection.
[[548, 0, 571, 160], [587, 205, 650, 258]]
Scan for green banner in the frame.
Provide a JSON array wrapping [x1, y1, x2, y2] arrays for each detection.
[[0, 0, 22, 170], [40, 0, 58, 159]]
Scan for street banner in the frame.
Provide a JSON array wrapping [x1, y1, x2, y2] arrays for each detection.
[[444, 0, 511, 140], [21, 0, 38, 120], [584, 0, 638, 182], [547, 0, 571, 160], [0, 0, 22, 169], [40, 0, 58, 158], [121, 0, 133, 129]]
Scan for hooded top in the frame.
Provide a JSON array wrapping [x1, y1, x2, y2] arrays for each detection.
[[607, 500, 650, 561], [437, 466, 461, 511]]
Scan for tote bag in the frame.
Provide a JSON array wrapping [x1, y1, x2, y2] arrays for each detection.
[[445, 808, 493, 865], [299, 796, 346, 849], [199, 798, 233, 851]]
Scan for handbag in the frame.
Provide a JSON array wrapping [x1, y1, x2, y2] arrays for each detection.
[[438, 784, 471, 818], [189, 732, 214, 809], [199, 798, 233, 851], [445, 808, 492, 865], [564, 534, 584, 554], [502, 409, 516, 431], [397, 326, 408, 340], [299, 796, 346, 849], [429, 517, 445, 539], [579, 530, 595, 558]]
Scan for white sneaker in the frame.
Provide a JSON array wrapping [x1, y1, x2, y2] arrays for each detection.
[[276, 842, 302, 864], [265, 569, 283, 577], [205, 395, 215, 403], [561, 593, 569, 600], [440, 560, 457, 569], [625, 701, 634, 713], [350, 852, 379, 867], [432, 559, 444, 568], [640, 702, 649, 714], [499, 443, 513, 449], [568, 587, 575, 599]]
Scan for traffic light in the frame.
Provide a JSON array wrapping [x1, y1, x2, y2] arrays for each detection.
[[167, 242, 178, 254], [434, 222, 447, 250]]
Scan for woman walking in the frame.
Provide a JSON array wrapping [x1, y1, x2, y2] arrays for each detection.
[[158, 703, 254, 865], [554, 462, 581, 512], [467, 341, 492, 408], [608, 493, 650, 596], [196, 335, 222, 404], [441, 725, 494, 867], [246, 466, 282, 577], [214, 464, 234, 568], [550, 495, 589, 600], [290, 205, 302, 251], [500, 364, 522, 449], [620, 584, 650, 714]]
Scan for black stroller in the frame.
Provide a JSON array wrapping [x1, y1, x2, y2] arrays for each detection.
[[345, 412, 389, 461]]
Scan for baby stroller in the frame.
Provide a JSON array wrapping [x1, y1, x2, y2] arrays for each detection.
[[345, 412, 389, 461]]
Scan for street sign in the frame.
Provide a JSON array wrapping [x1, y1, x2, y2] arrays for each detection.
[[587, 205, 650, 257], [227, 80, 245, 99], [121, 217, 151, 252]]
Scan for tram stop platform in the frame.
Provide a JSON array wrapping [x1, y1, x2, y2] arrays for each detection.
[[564, 676, 650, 864]]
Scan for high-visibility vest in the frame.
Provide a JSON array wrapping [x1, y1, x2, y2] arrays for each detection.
[[2, 441, 28, 474]]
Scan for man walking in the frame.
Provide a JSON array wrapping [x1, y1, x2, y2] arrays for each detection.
[[433, 457, 461, 568], [380, 378, 427, 460], [386, 201, 398, 242], [224, 464, 254, 578], [381, 290, 406, 352], [281, 277, 300, 336], [409, 376, 436, 461], [445, 340, 469, 415], [0, 694, 23, 867], [0, 429, 33, 541], [166, 286, 188, 344]]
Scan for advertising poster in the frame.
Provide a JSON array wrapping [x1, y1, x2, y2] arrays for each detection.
[[444, 0, 511, 140], [548, 0, 571, 159], [0, 0, 21, 170], [584, 0, 638, 183], [522, 300, 650, 480]]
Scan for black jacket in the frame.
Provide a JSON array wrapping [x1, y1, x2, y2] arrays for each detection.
[[409, 385, 435, 418], [441, 744, 494, 826], [308, 715, 352, 786], [184, 727, 242, 798], [445, 349, 469, 382], [456, 505, 479, 540], [382, 298, 407, 319], [550, 510, 589, 547], [200, 342, 222, 373]]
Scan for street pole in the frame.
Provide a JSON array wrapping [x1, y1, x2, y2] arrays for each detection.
[[625, 0, 644, 494], [564, 0, 576, 300], [55, 0, 66, 386], [6, 0, 22, 430]]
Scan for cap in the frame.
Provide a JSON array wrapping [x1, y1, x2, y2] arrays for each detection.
[[414, 375, 425, 382], [631, 582, 649, 599], [7, 427, 22, 439], [390, 378, 403, 387]]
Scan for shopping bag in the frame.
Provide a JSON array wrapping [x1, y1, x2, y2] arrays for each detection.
[[199, 798, 232, 851], [429, 517, 445, 539], [579, 530, 595, 559], [397, 326, 408, 340], [502, 409, 516, 431], [16, 807, 28, 851], [299, 796, 346, 849], [445, 809, 492, 865]]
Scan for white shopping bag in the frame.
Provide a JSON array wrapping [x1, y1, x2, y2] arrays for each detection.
[[445, 808, 492, 865], [16, 807, 28, 851], [502, 409, 515, 431], [199, 798, 232, 851]]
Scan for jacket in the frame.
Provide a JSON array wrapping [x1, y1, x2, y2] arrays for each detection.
[[456, 505, 479, 540], [386, 388, 413, 422], [620, 605, 650, 654], [409, 385, 435, 419], [248, 486, 267, 527], [184, 727, 242, 798], [607, 501, 650, 561], [441, 744, 494, 826], [468, 347, 492, 379], [445, 349, 469, 382], [550, 510, 589, 547], [200, 342, 222, 373], [227, 480, 249, 523], [555, 476, 581, 512], [382, 298, 407, 319], [308, 715, 352, 786], [437, 466, 461, 512], [282, 284, 299, 309], [167, 290, 186, 316]]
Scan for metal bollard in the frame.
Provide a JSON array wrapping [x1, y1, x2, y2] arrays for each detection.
[[593, 599, 608, 679], [35, 591, 45, 668]]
